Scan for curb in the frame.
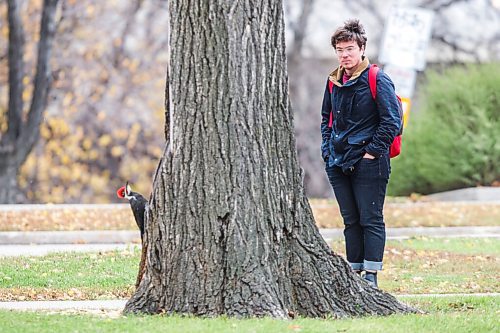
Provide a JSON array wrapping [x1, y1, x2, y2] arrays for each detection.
[[0, 230, 141, 245]]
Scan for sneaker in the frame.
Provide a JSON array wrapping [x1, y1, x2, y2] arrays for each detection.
[[364, 272, 378, 288]]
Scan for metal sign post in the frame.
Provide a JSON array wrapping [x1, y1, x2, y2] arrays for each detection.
[[379, 6, 434, 124]]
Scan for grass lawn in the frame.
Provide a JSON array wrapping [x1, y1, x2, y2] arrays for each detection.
[[388, 237, 500, 255], [1, 200, 499, 231], [0, 296, 498, 333], [331, 237, 499, 294], [0, 238, 498, 301], [0, 248, 138, 301]]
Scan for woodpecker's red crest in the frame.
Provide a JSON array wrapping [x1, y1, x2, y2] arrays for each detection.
[[117, 186, 126, 198], [117, 182, 133, 199]]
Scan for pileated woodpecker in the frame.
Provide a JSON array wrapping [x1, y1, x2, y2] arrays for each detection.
[[117, 182, 148, 287], [116, 182, 147, 239]]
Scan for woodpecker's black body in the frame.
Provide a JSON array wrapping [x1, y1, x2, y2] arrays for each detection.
[[117, 182, 147, 240], [128, 191, 147, 238]]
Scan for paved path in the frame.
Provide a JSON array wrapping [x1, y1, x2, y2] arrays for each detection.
[[0, 226, 498, 257], [0, 230, 142, 245], [1, 227, 498, 245], [1, 293, 498, 312]]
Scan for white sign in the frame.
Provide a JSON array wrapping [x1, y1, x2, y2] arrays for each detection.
[[383, 64, 417, 98], [379, 7, 434, 70]]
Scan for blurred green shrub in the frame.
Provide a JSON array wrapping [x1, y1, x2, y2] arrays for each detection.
[[388, 63, 500, 195]]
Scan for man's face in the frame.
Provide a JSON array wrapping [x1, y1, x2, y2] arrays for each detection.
[[335, 40, 364, 71]]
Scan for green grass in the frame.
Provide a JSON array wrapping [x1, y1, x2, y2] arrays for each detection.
[[332, 237, 499, 294], [381, 256, 499, 294], [384, 237, 500, 294], [0, 248, 139, 300], [331, 237, 500, 257], [387, 237, 500, 255], [1, 238, 498, 300], [0, 296, 497, 333], [0, 248, 139, 289]]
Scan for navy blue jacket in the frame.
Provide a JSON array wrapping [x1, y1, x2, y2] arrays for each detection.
[[320, 59, 401, 173]]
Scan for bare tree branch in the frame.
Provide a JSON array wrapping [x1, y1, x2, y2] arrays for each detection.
[[345, 0, 384, 25], [421, 0, 470, 11], [112, 0, 145, 68], [288, 0, 315, 58], [6, 0, 25, 144], [433, 33, 481, 62], [18, 0, 60, 165]]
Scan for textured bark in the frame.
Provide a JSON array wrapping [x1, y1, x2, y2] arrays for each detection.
[[0, 0, 59, 203], [6, 0, 25, 143], [125, 0, 416, 318], [0, 162, 21, 204], [135, 241, 148, 288]]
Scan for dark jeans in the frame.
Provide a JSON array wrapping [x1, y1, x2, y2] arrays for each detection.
[[325, 155, 390, 271]]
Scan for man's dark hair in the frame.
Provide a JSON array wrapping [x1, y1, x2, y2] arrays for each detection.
[[331, 19, 367, 50]]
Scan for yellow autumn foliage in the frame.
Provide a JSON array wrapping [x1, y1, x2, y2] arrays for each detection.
[[0, 109, 7, 132], [2, 0, 167, 203], [98, 134, 112, 147], [82, 139, 93, 151], [110, 146, 125, 157], [19, 110, 162, 203]]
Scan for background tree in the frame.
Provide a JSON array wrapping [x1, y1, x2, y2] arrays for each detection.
[[2, 0, 498, 203], [124, 0, 415, 318], [0, 0, 169, 203], [0, 0, 59, 203]]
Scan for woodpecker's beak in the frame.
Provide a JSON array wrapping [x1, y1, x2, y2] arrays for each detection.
[[125, 182, 132, 197]]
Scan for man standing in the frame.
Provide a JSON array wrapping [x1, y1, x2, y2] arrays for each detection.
[[321, 19, 401, 288]]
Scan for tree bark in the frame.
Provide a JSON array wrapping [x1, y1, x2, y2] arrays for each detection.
[[0, 161, 21, 204], [125, 0, 416, 318], [6, 0, 25, 143], [0, 0, 59, 203]]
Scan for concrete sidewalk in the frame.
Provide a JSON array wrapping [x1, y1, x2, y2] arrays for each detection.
[[0, 243, 137, 256], [0, 226, 498, 257], [1, 226, 498, 245], [0, 300, 127, 311], [1, 293, 498, 312], [0, 230, 142, 245]]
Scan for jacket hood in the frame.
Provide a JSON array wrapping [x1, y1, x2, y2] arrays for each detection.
[[329, 57, 370, 87]]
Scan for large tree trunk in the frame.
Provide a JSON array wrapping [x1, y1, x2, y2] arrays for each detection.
[[125, 0, 415, 318]]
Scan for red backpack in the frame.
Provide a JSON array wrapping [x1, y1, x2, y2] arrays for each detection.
[[327, 64, 404, 158]]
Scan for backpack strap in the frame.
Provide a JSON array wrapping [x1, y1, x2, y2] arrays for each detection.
[[368, 64, 379, 100]]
